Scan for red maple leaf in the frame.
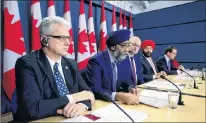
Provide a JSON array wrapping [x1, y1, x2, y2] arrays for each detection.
[[99, 30, 107, 51], [31, 16, 41, 51], [88, 32, 96, 54], [78, 29, 89, 54], [67, 29, 74, 54], [4, 8, 25, 55]]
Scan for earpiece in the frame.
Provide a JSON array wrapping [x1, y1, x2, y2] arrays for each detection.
[[41, 37, 48, 46]]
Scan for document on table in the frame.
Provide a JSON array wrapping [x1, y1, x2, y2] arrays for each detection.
[[173, 75, 196, 80], [61, 104, 149, 122], [143, 80, 185, 90], [139, 90, 169, 108]]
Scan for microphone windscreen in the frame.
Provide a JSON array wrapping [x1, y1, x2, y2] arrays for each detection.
[[160, 75, 165, 79]]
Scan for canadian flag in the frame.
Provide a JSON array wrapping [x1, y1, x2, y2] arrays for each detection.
[[63, 0, 75, 59], [123, 11, 127, 29], [99, 0, 107, 51], [129, 12, 134, 37], [31, 0, 42, 51], [48, 0, 56, 16], [77, 0, 91, 70], [3, 1, 26, 101], [111, 5, 117, 32], [119, 8, 123, 30], [88, 0, 97, 57]]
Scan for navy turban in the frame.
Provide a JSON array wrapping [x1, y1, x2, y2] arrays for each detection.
[[106, 30, 131, 48]]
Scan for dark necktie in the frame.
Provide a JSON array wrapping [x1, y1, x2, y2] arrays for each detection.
[[130, 57, 137, 85], [167, 60, 171, 70], [112, 62, 117, 91], [53, 63, 69, 97]]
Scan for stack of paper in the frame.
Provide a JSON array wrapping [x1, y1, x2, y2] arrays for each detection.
[[143, 80, 185, 90], [139, 90, 169, 108], [173, 75, 193, 80], [61, 104, 149, 122]]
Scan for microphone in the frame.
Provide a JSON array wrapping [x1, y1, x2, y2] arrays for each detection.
[[180, 69, 199, 89], [103, 93, 135, 123], [160, 75, 184, 105]]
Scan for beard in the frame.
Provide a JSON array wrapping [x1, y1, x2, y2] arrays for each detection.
[[112, 50, 128, 62], [143, 51, 152, 57]]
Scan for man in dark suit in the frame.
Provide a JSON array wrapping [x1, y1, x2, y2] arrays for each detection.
[[140, 40, 166, 82], [1, 87, 12, 114], [118, 36, 144, 86], [85, 30, 140, 105], [157, 46, 183, 75], [15, 16, 94, 121]]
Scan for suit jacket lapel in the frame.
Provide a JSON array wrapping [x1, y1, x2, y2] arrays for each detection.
[[61, 58, 75, 93], [103, 50, 113, 83], [163, 57, 170, 69], [143, 56, 154, 72], [37, 49, 59, 96]]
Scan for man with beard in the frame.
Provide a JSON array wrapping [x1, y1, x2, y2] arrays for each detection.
[[85, 30, 140, 105], [157, 46, 183, 75], [118, 36, 144, 87], [140, 40, 166, 82]]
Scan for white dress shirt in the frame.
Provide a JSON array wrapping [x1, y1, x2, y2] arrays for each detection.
[[46, 56, 74, 102], [145, 56, 158, 79]]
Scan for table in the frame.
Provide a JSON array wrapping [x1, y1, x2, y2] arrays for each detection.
[[139, 75, 205, 96], [33, 76, 206, 122]]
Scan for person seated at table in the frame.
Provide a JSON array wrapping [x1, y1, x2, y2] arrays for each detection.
[[85, 30, 140, 105], [157, 46, 184, 75], [14, 16, 95, 122], [140, 40, 167, 82], [118, 36, 144, 86]]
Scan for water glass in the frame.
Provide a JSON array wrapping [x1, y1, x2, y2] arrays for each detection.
[[168, 90, 179, 109]]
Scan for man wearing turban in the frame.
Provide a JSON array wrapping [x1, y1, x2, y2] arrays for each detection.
[[85, 30, 140, 105], [140, 40, 166, 82]]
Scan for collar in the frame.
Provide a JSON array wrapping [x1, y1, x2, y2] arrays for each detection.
[[108, 49, 116, 63], [46, 56, 62, 67], [164, 55, 170, 62]]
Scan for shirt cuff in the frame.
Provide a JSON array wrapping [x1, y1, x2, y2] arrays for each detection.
[[177, 70, 181, 74], [128, 85, 134, 92], [153, 75, 156, 79], [111, 92, 116, 101], [66, 95, 74, 103]]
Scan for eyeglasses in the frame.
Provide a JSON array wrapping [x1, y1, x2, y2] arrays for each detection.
[[46, 35, 72, 42], [118, 43, 131, 49], [131, 43, 140, 47]]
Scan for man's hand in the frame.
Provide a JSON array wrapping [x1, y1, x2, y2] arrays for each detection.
[[72, 91, 95, 104], [155, 72, 162, 79], [57, 103, 87, 118], [116, 92, 139, 105], [158, 71, 167, 77], [129, 87, 140, 96], [178, 65, 185, 71]]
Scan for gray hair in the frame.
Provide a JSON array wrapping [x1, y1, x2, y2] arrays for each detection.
[[40, 16, 71, 36]]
